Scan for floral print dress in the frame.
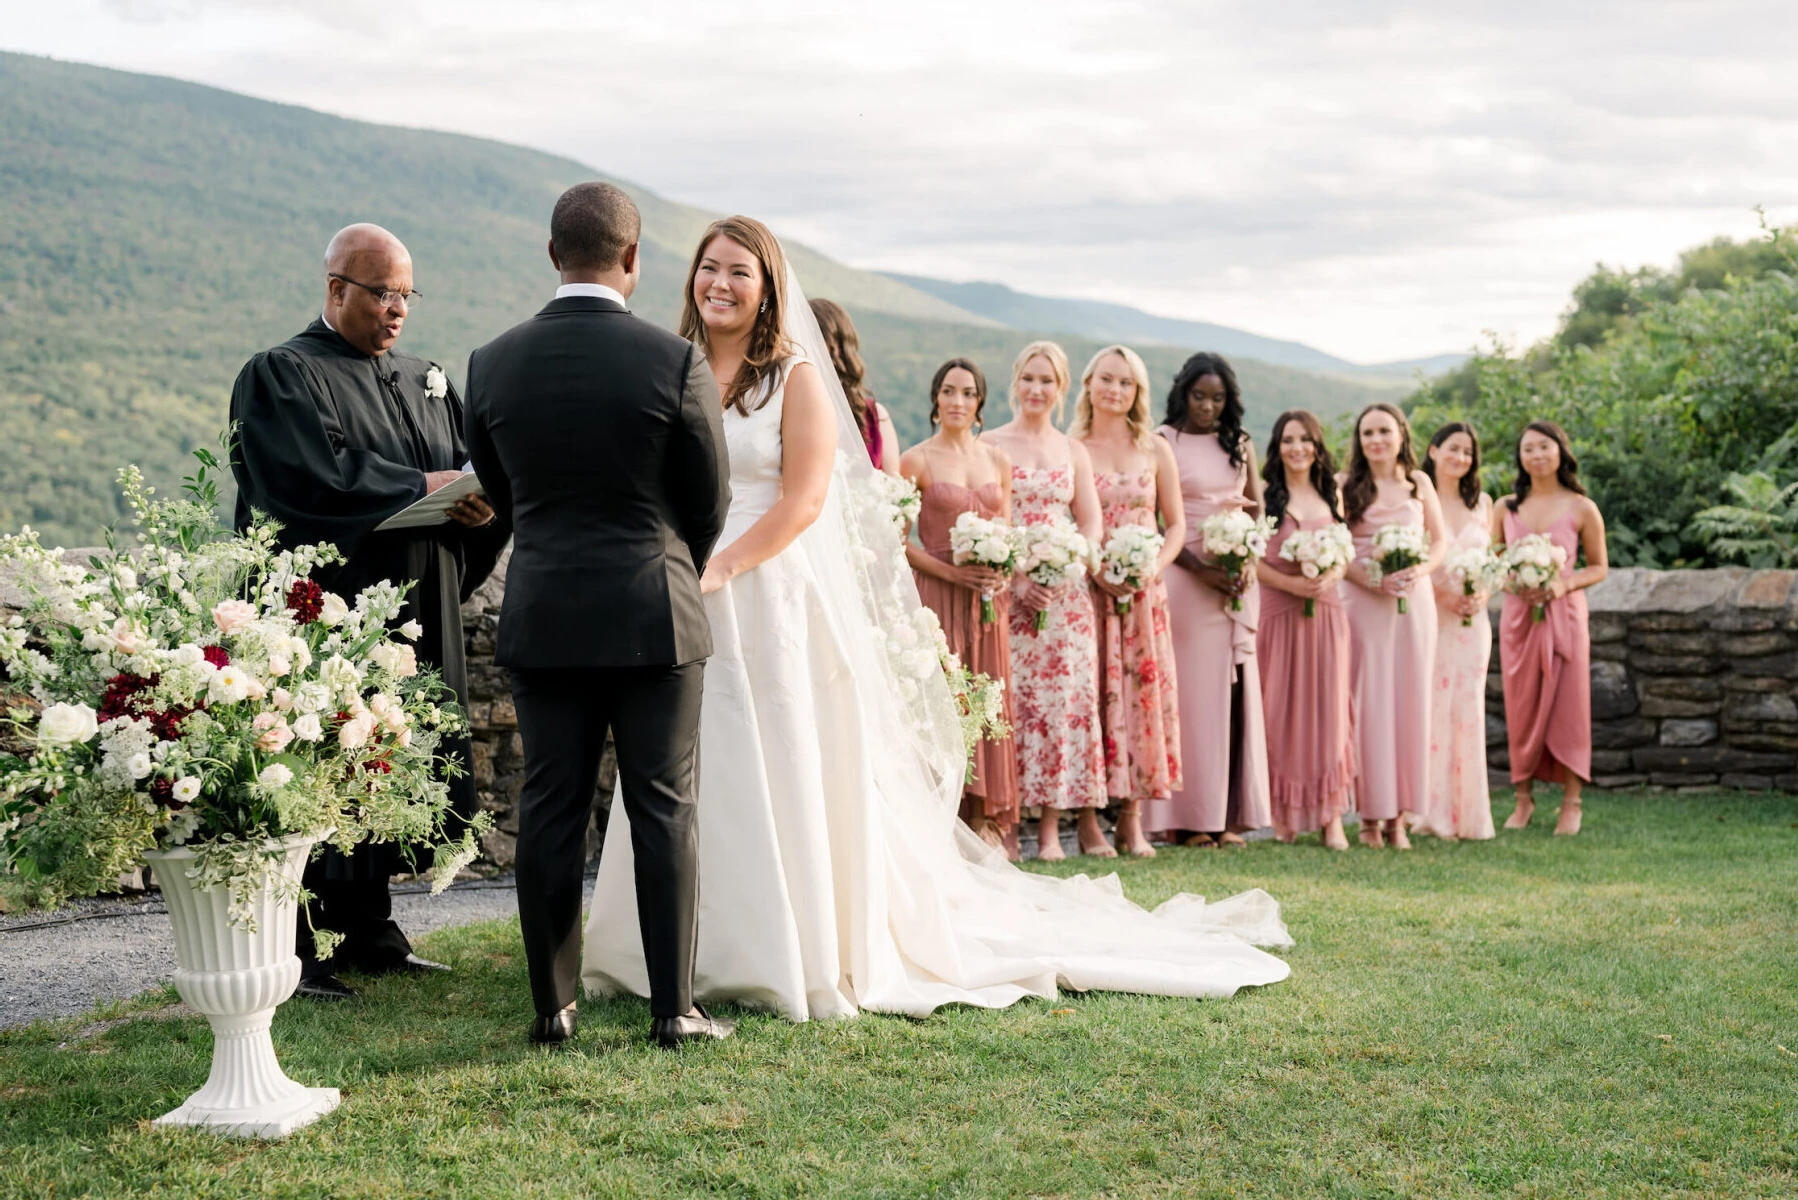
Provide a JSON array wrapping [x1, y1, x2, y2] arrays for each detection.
[[1008, 464, 1106, 811], [1093, 467, 1181, 802]]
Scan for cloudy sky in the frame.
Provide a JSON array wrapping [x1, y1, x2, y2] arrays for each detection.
[[7, 0, 1797, 362]]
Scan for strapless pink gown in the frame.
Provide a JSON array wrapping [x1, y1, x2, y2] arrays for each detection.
[[1344, 494, 1437, 821], [1499, 507, 1592, 784]]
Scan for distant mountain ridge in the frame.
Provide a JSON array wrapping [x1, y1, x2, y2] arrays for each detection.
[[884, 274, 1468, 378]]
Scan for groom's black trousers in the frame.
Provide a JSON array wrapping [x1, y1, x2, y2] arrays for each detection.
[[509, 664, 703, 1019]]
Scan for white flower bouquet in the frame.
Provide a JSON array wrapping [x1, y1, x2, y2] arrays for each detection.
[[1364, 522, 1430, 614], [948, 511, 1019, 625], [1018, 521, 1091, 631], [870, 605, 1009, 782], [1501, 533, 1569, 623], [1097, 525, 1165, 616], [0, 443, 487, 945], [1444, 546, 1505, 627], [1200, 509, 1277, 612], [1278, 523, 1355, 617], [871, 472, 923, 537]]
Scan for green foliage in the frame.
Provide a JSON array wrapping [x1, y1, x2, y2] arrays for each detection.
[[1690, 467, 1798, 567], [1408, 222, 1798, 566]]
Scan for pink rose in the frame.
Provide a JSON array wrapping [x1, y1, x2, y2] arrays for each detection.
[[211, 599, 257, 635], [337, 712, 377, 750], [257, 721, 294, 753]]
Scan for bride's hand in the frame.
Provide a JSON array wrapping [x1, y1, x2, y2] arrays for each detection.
[[700, 562, 728, 595]]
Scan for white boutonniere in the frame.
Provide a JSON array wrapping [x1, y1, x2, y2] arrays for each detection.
[[424, 365, 448, 400]]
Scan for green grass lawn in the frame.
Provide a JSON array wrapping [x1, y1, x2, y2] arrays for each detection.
[[4, 787, 1796, 1199]]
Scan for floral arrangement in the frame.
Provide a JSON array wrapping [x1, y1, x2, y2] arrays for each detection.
[[1444, 546, 1506, 627], [0, 443, 485, 946], [1501, 533, 1569, 623], [948, 512, 1020, 625], [1277, 523, 1355, 617], [870, 472, 923, 536], [1200, 510, 1276, 612], [1364, 523, 1431, 614], [1097, 525, 1165, 616], [870, 605, 1009, 781], [1017, 521, 1091, 631]]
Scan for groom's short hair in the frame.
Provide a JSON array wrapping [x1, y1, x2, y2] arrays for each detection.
[[550, 182, 640, 272]]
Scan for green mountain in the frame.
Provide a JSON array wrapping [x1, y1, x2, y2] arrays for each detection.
[[0, 51, 1408, 546]]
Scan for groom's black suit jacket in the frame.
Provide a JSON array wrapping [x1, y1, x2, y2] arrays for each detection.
[[464, 296, 729, 668]]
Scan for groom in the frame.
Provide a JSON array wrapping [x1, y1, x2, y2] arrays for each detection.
[[464, 182, 734, 1047]]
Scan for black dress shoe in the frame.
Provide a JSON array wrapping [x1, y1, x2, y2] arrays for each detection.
[[383, 953, 451, 975], [530, 1004, 578, 1047], [294, 973, 357, 1001], [652, 1005, 735, 1047]]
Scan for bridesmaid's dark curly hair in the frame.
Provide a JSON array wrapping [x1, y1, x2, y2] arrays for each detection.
[[1422, 421, 1486, 511], [1163, 351, 1247, 469], [1341, 402, 1420, 528], [1261, 409, 1343, 527], [1505, 420, 1586, 511]]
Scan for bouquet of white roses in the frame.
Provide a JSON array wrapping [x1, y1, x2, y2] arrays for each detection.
[[1278, 523, 1355, 617], [1444, 546, 1505, 627], [948, 512, 1019, 625], [1200, 509, 1277, 612], [871, 472, 923, 537], [1501, 533, 1568, 623], [1364, 523, 1430, 614], [870, 605, 1009, 782], [0, 442, 487, 943], [1097, 525, 1165, 616], [1018, 521, 1091, 631]]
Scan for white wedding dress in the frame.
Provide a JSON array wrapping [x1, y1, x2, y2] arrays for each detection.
[[582, 283, 1292, 1022]]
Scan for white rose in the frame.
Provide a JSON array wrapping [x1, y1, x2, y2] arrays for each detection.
[[319, 593, 350, 626], [291, 712, 324, 742], [424, 365, 448, 399], [168, 643, 204, 668], [126, 752, 153, 780], [257, 763, 295, 790], [398, 620, 423, 641], [172, 776, 201, 803], [211, 599, 257, 635], [37, 702, 100, 747]]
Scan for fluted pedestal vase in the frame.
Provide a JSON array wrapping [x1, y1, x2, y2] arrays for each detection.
[[143, 834, 340, 1138]]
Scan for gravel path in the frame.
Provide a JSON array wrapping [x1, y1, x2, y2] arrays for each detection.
[[0, 878, 524, 1031]]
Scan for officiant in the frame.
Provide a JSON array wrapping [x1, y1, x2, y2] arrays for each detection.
[[228, 223, 510, 1000]]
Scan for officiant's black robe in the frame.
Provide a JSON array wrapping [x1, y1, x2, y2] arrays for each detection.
[[229, 318, 509, 970]]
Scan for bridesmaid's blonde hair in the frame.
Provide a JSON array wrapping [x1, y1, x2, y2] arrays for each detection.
[[1070, 344, 1155, 448], [1007, 340, 1071, 424]]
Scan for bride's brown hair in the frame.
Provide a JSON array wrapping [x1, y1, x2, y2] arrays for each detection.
[[679, 215, 796, 416]]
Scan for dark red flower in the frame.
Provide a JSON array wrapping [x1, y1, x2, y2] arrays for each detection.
[[286, 578, 324, 624], [98, 673, 153, 724], [361, 757, 393, 775], [149, 777, 176, 808], [202, 645, 229, 669]]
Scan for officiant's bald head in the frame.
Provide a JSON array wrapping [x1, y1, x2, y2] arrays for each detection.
[[549, 182, 641, 297], [323, 223, 415, 358]]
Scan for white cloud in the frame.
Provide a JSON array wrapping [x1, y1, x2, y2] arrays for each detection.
[[6, 0, 1797, 361]]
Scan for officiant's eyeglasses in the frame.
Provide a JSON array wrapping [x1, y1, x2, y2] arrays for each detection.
[[329, 273, 422, 309]]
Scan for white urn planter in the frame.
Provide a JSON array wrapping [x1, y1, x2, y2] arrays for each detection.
[[143, 833, 340, 1139]]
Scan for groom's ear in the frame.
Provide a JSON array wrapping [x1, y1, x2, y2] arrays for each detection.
[[620, 241, 641, 296], [547, 238, 563, 273]]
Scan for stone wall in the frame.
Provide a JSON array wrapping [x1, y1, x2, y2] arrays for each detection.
[[1484, 568, 1798, 791]]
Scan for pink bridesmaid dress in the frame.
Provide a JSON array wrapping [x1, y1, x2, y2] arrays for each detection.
[[1144, 429, 1271, 836], [1257, 514, 1356, 833], [1420, 496, 1496, 839], [1007, 464, 1107, 811], [1499, 506, 1592, 785], [1092, 467, 1182, 803], [913, 481, 1020, 829], [1343, 492, 1437, 822]]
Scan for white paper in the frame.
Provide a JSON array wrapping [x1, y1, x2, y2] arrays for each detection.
[[375, 472, 485, 531]]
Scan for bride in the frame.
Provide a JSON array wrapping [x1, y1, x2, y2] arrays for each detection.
[[582, 217, 1292, 1020]]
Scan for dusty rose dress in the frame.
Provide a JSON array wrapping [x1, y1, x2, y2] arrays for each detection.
[[1499, 506, 1592, 784], [1092, 467, 1182, 803], [1257, 513, 1356, 833], [1344, 492, 1438, 822], [1007, 464, 1106, 811], [914, 481, 1021, 827], [1144, 429, 1270, 835], [1420, 497, 1496, 839]]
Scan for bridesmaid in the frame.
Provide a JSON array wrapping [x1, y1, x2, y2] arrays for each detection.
[[1146, 352, 1272, 848], [810, 298, 900, 474], [984, 340, 1112, 860], [1419, 422, 1497, 840], [1254, 410, 1354, 851], [1071, 344, 1185, 859], [901, 358, 1021, 857], [1339, 403, 1447, 850], [1490, 420, 1608, 836]]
